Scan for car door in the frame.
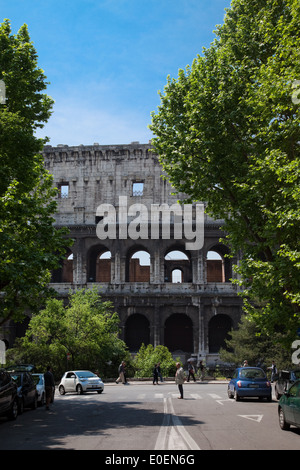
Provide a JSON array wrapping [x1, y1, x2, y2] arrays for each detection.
[[0, 371, 9, 412], [285, 383, 299, 424], [291, 382, 300, 426], [65, 372, 76, 391], [26, 373, 36, 404]]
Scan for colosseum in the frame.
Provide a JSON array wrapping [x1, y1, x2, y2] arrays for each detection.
[[39, 141, 243, 366]]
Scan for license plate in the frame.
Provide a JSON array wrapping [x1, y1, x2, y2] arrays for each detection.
[[249, 384, 259, 388]]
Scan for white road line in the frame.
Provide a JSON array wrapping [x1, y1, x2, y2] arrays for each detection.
[[155, 397, 201, 451], [190, 393, 203, 399], [208, 393, 222, 399]]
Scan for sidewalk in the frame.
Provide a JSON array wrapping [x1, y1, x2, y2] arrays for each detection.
[[104, 378, 229, 386]]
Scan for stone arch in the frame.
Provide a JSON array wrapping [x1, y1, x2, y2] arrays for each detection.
[[87, 245, 111, 282], [164, 313, 193, 353], [125, 314, 150, 351], [164, 247, 192, 283], [206, 243, 232, 282], [208, 314, 233, 353], [51, 248, 73, 282], [125, 245, 151, 282]]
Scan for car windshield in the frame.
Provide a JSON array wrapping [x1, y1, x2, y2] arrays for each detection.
[[76, 371, 96, 378], [239, 368, 266, 379]]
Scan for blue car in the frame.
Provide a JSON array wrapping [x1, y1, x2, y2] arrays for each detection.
[[228, 367, 272, 401]]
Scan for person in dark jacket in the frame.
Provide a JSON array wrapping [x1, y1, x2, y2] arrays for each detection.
[[44, 366, 55, 410]]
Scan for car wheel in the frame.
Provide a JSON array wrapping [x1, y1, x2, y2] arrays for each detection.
[[40, 393, 45, 406], [97, 390, 103, 394], [275, 387, 281, 400], [234, 389, 240, 401], [279, 407, 290, 430], [227, 387, 233, 399], [7, 399, 18, 420], [59, 385, 65, 395], [76, 384, 83, 395]]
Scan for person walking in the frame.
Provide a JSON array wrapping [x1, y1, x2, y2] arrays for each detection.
[[269, 360, 277, 383], [199, 360, 205, 381], [44, 366, 55, 410], [116, 361, 127, 384], [175, 362, 186, 399], [157, 362, 163, 382], [187, 362, 196, 382], [153, 364, 159, 385]]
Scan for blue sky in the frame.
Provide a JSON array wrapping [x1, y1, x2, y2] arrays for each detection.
[[1, 0, 232, 146]]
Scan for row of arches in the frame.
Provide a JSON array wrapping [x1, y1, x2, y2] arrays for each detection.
[[52, 244, 232, 284], [124, 313, 233, 354]]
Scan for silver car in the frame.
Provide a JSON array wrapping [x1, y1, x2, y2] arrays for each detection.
[[58, 370, 104, 395]]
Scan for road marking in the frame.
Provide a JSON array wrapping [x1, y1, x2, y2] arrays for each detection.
[[155, 397, 201, 451], [208, 393, 222, 399], [190, 393, 203, 399], [238, 415, 263, 423], [155, 393, 164, 399], [216, 399, 234, 405]]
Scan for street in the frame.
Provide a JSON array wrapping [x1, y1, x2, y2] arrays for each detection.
[[0, 381, 299, 451]]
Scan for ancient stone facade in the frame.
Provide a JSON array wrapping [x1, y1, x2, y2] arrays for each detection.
[[42, 142, 243, 365]]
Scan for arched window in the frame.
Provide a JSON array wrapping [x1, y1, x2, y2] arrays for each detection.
[[164, 313, 193, 352], [96, 250, 111, 282], [208, 314, 232, 353], [51, 249, 73, 283], [206, 250, 224, 282], [125, 314, 150, 351], [164, 249, 191, 283], [87, 246, 111, 282], [127, 249, 150, 282]]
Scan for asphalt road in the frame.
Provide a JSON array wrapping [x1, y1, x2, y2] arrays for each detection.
[[0, 381, 299, 452]]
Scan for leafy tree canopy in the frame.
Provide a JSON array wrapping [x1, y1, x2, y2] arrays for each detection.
[[150, 0, 300, 346], [7, 288, 130, 379], [0, 20, 70, 326]]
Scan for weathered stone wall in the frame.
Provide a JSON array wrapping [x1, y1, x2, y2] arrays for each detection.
[[37, 142, 243, 365]]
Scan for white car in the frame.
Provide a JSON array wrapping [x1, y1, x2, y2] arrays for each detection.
[[32, 373, 45, 406], [58, 370, 104, 395]]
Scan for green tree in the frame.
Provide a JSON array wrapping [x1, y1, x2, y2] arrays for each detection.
[[133, 343, 177, 378], [0, 20, 69, 326], [150, 0, 300, 346], [8, 288, 129, 379], [220, 315, 291, 371]]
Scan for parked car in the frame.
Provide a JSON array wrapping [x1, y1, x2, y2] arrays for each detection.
[[278, 379, 300, 430], [9, 371, 38, 413], [58, 370, 104, 395], [0, 369, 18, 420], [227, 367, 272, 401], [275, 369, 300, 400]]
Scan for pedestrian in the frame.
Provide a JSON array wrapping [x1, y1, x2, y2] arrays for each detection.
[[268, 360, 277, 383], [199, 360, 205, 381], [175, 362, 186, 399], [187, 362, 196, 382], [153, 364, 159, 385], [243, 360, 248, 367], [157, 362, 163, 382], [44, 366, 55, 410], [116, 361, 127, 384]]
